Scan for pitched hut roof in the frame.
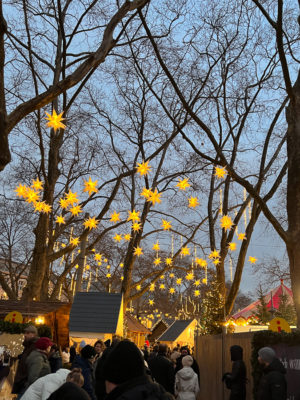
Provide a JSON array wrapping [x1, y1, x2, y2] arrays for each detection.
[[158, 319, 193, 341], [126, 313, 151, 334]]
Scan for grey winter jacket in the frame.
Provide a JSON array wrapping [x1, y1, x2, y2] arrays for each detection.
[[175, 366, 199, 400], [25, 349, 51, 387]]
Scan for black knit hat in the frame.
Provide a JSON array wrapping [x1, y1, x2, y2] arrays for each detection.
[[230, 345, 243, 361], [103, 340, 145, 384], [80, 345, 96, 359]]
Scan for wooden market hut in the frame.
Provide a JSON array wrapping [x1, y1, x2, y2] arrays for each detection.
[[0, 300, 71, 347], [125, 312, 151, 347], [69, 292, 123, 345], [148, 318, 174, 344], [158, 319, 198, 348]]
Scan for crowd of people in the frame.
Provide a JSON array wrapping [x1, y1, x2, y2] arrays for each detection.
[[9, 324, 287, 400]]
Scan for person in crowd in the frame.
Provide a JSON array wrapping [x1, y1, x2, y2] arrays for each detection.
[[47, 368, 89, 400], [69, 342, 78, 364], [94, 340, 105, 361], [25, 337, 53, 389], [72, 344, 96, 400], [142, 343, 150, 362], [148, 343, 175, 395], [12, 324, 39, 398], [61, 347, 70, 366], [175, 355, 199, 400], [48, 344, 62, 373], [257, 347, 287, 400], [222, 345, 246, 400], [94, 336, 121, 400], [148, 344, 159, 362], [102, 339, 174, 400], [175, 347, 200, 383], [170, 348, 181, 368]]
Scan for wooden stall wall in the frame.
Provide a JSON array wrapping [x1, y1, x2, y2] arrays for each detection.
[[195, 332, 254, 400], [44, 304, 71, 347]]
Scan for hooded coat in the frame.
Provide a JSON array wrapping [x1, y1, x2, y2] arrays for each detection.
[[21, 368, 70, 400], [175, 366, 199, 400], [25, 349, 51, 387], [72, 354, 96, 400], [223, 345, 246, 400], [257, 358, 287, 400]]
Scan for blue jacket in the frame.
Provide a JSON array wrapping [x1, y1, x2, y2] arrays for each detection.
[[72, 355, 96, 400]]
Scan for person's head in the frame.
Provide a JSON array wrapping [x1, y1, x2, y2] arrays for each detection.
[[80, 345, 96, 360], [62, 347, 69, 353], [103, 340, 145, 393], [24, 325, 38, 341], [258, 347, 276, 366], [79, 340, 86, 349], [158, 343, 168, 355], [50, 344, 59, 354], [230, 345, 243, 361], [181, 347, 189, 356], [182, 355, 193, 367], [35, 337, 53, 354], [94, 340, 105, 354], [67, 368, 84, 387], [152, 344, 159, 353]]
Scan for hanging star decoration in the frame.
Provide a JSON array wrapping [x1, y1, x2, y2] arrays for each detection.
[[59, 198, 69, 209], [196, 258, 207, 268], [220, 215, 233, 231], [136, 284, 141, 291], [202, 278, 207, 284], [159, 283, 165, 290], [65, 190, 79, 206], [161, 219, 172, 230], [149, 283, 155, 292], [147, 188, 162, 206], [70, 205, 82, 216], [119, 263, 124, 268], [194, 280, 201, 287], [248, 256, 257, 264], [33, 202, 44, 212], [209, 249, 220, 259], [140, 187, 151, 199], [228, 242, 237, 251], [45, 109, 66, 131], [132, 222, 141, 232], [176, 278, 182, 285], [169, 287, 175, 294], [215, 166, 227, 179], [24, 188, 40, 204], [237, 232, 246, 241], [153, 257, 161, 266], [134, 246, 143, 256], [83, 216, 99, 230], [106, 273, 111, 278], [176, 177, 191, 191], [188, 196, 199, 208], [186, 272, 194, 280], [128, 210, 140, 222], [15, 184, 28, 198], [56, 215, 65, 225], [152, 241, 160, 251], [83, 176, 98, 197], [181, 246, 190, 256], [31, 178, 43, 191], [165, 257, 173, 266], [148, 299, 154, 306], [160, 275, 165, 279], [169, 272, 175, 278], [123, 233, 131, 241], [41, 203, 52, 213], [136, 160, 151, 176], [70, 237, 80, 247], [194, 290, 200, 297], [94, 253, 102, 261], [113, 234, 122, 243], [213, 259, 220, 265]]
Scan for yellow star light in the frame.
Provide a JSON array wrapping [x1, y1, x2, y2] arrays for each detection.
[[25, 189, 40, 204], [119, 263, 124, 268], [15, 184, 28, 198], [159, 283, 165, 290], [110, 211, 120, 223], [149, 283, 155, 292], [161, 219, 172, 230], [33, 201, 44, 212], [65, 190, 79, 206], [123, 233, 131, 241], [152, 241, 160, 251], [113, 234, 123, 243], [94, 253, 102, 261], [160, 275, 165, 279], [209, 249, 220, 259], [83, 216, 99, 230], [188, 196, 199, 208], [41, 203, 52, 213], [70, 237, 80, 247], [136, 285, 141, 291], [140, 187, 151, 199], [213, 259, 220, 265], [45, 109, 66, 131], [59, 198, 69, 209], [194, 280, 201, 287], [153, 257, 161, 266], [202, 278, 207, 284], [220, 215, 233, 231], [181, 246, 190, 256], [186, 273, 194, 280], [249, 256, 257, 264], [127, 209, 140, 222], [106, 273, 111, 278], [132, 222, 141, 232], [56, 215, 65, 225], [134, 246, 143, 256], [70, 205, 82, 216], [169, 273, 175, 278], [238, 232, 246, 241], [165, 258, 173, 266], [32, 178, 43, 191], [104, 258, 108, 262], [176, 278, 182, 285], [229, 242, 237, 251], [215, 166, 227, 179], [83, 176, 98, 196], [169, 287, 175, 294], [136, 160, 151, 176], [194, 290, 200, 297], [120, 275, 124, 281], [98, 262, 102, 266], [176, 177, 190, 191], [147, 188, 162, 206], [149, 299, 154, 306]]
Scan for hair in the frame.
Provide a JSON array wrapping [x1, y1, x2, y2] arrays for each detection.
[[94, 340, 104, 349], [182, 355, 193, 367], [67, 368, 84, 387], [158, 343, 168, 354], [51, 344, 59, 352]]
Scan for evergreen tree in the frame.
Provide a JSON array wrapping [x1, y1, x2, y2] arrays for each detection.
[[276, 294, 297, 326], [200, 275, 224, 334], [255, 287, 271, 324]]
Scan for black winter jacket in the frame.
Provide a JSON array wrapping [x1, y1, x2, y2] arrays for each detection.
[[257, 358, 287, 400], [223, 345, 246, 400], [148, 352, 175, 394], [105, 375, 174, 400]]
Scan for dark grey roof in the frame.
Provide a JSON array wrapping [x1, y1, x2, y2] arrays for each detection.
[[158, 319, 193, 341], [69, 292, 122, 334]]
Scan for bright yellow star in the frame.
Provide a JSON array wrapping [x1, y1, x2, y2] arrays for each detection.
[[70, 237, 80, 247], [153, 257, 161, 266], [59, 198, 69, 209], [140, 187, 151, 199], [136, 160, 151, 176], [70, 205, 82, 216], [165, 258, 173, 266], [41, 203, 52, 213], [119, 263, 124, 268], [229, 242, 237, 251], [213, 259, 220, 265], [127, 209, 140, 222], [65, 190, 79, 206], [152, 241, 160, 251], [15, 184, 28, 198], [113, 234, 123, 242], [186, 273, 194, 280], [83, 176, 98, 196], [123, 233, 131, 241], [215, 166, 227, 179], [249, 256, 257, 264], [106, 273, 111, 278], [149, 283, 155, 292], [136, 285, 141, 291], [238, 232, 246, 241], [120, 275, 124, 281], [160, 275, 164, 279], [56, 215, 65, 225], [202, 278, 207, 284], [45, 109, 66, 131], [194, 290, 200, 297], [169, 273, 175, 278], [32, 178, 43, 191], [188, 196, 199, 208], [83, 216, 99, 230], [147, 188, 162, 206], [220, 215, 233, 231], [209, 249, 220, 259], [24, 189, 40, 204], [110, 211, 120, 223], [134, 246, 143, 256], [176, 278, 182, 285], [33, 201, 44, 212], [159, 284, 165, 290], [194, 280, 201, 287], [94, 253, 102, 261], [161, 219, 172, 230], [132, 222, 141, 232], [176, 177, 190, 191], [169, 287, 175, 294], [149, 299, 154, 306], [181, 246, 190, 256]]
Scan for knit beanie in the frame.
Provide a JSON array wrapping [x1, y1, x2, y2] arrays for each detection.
[[258, 347, 276, 363], [35, 337, 53, 350], [182, 355, 193, 367], [230, 345, 243, 361], [103, 340, 145, 384], [80, 345, 96, 359]]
